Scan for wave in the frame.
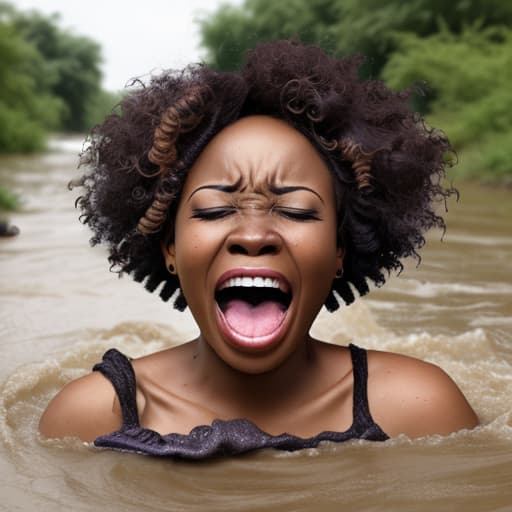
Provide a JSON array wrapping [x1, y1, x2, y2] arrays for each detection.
[[2, 311, 511, 452]]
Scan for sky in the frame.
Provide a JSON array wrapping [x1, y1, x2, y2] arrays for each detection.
[[12, 0, 242, 91]]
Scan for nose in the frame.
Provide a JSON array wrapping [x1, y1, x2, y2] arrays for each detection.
[[226, 217, 282, 256]]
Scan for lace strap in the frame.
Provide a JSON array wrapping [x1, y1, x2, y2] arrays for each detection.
[[349, 344, 379, 433], [93, 349, 140, 428]]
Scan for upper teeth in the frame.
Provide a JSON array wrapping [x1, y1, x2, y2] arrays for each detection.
[[219, 276, 283, 291]]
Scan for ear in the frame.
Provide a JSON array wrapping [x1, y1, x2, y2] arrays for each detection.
[[161, 235, 176, 270], [335, 246, 345, 276]]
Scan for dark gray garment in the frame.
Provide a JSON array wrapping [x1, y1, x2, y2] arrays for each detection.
[[93, 343, 388, 459]]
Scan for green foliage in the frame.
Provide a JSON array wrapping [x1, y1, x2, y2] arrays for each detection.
[[480, 132, 512, 182], [84, 89, 123, 129], [12, 8, 102, 131], [329, 0, 512, 76], [0, 104, 46, 152], [199, 0, 512, 74], [383, 26, 512, 110], [0, 4, 64, 151], [382, 27, 512, 181], [0, 185, 19, 211], [200, 0, 340, 71], [449, 132, 512, 183], [0, 1, 108, 152]]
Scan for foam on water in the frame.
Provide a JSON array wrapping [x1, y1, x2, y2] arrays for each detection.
[[383, 278, 512, 299], [0, 322, 177, 450], [2, 305, 511, 454]]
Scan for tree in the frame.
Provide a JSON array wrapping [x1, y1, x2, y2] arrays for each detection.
[[199, 0, 512, 76], [199, 0, 340, 71], [383, 26, 512, 181], [0, 3, 62, 151], [12, 9, 103, 131]]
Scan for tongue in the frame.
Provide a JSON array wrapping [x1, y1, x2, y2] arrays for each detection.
[[223, 299, 286, 338]]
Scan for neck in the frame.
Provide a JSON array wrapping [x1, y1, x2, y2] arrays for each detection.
[[189, 335, 319, 415]]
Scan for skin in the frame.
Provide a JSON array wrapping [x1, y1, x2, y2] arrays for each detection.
[[39, 116, 479, 442]]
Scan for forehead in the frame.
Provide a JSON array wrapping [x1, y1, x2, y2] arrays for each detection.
[[183, 115, 332, 190]]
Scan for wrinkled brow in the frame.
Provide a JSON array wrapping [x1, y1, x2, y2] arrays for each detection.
[[187, 183, 239, 202], [269, 185, 324, 204], [187, 182, 323, 204]]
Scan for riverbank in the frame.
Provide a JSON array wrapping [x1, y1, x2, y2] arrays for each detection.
[[0, 186, 19, 211], [445, 142, 512, 186]]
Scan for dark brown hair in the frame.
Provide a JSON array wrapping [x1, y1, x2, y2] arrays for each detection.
[[75, 40, 455, 311]]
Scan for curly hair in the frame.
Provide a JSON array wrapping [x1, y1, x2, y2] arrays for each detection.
[[75, 39, 455, 312]]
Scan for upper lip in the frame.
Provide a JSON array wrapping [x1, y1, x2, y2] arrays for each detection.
[[215, 267, 291, 294]]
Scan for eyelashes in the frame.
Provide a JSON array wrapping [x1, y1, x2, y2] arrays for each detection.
[[191, 207, 236, 220], [191, 207, 321, 222], [273, 207, 321, 221]]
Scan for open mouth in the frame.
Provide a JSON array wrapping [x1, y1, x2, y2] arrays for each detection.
[[214, 271, 292, 347]]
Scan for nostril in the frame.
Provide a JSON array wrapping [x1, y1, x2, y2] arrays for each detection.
[[228, 243, 278, 256], [258, 245, 277, 256], [229, 244, 249, 255]]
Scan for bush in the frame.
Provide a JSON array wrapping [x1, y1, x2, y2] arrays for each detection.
[[83, 89, 123, 129], [0, 104, 46, 152], [0, 185, 19, 211], [0, 1, 106, 152], [382, 26, 512, 182]]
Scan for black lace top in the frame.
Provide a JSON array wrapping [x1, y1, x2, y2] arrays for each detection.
[[92, 344, 388, 459]]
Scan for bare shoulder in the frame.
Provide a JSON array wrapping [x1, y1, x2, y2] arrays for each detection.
[[38, 370, 122, 443], [366, 350, 479, 438]]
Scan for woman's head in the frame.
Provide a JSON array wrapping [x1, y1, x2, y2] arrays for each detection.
[[162, 115, 342, 371], [76, 39, 454, 313]]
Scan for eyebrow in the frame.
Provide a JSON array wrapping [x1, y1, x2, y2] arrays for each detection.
[[187, 183, 324, 203], [187, 184, 240, 202], [269, 185, 324, 204]]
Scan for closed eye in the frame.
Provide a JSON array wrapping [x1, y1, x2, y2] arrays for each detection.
[[191, 207, 237, 221], [274, 207, 321, 221]]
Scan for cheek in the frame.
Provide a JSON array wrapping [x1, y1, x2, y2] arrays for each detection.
[[291, 220, 338, 273], [173, 218, 226, 298], [305, 247, 338, 298], [174, 231, 200, 269], [287, 223, 338, 326], [174, 212, 215, 267], [284, 222, 338, 314]]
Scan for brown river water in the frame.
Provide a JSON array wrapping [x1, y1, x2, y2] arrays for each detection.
[[0, 136, 511, 511]]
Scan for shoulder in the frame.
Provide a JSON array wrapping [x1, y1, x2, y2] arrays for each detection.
[[366, 349, 479, 438], [39, 370, 123, 442]]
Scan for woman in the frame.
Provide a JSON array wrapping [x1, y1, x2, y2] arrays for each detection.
[[39, 40, 478, 458]]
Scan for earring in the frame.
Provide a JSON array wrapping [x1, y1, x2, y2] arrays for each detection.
[[168, 263, 175, 274], [335, 268, 343, 278]]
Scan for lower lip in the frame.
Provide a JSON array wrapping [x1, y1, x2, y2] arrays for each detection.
[[215, 303, 290, 352]]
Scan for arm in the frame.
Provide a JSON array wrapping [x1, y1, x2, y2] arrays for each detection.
[[38, 372, 123, 442], [367, 351, 479, 438]]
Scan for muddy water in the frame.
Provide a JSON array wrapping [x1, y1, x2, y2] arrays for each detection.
[[0, 137, 511, 511]]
